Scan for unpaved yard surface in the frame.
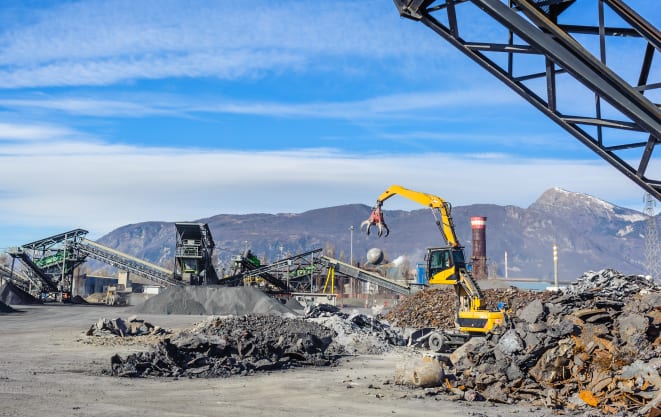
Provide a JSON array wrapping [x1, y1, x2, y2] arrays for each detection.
[[0, 305, 555, 417]]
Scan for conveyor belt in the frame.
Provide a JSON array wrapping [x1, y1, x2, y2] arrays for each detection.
[[319, 256, 414, 296], [75, 239, 178, 287]]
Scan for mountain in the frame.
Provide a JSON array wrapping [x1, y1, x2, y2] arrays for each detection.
[[94, 188, 655, 281]]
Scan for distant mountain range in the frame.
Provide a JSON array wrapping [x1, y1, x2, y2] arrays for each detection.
[[94, 188, 656, 281]]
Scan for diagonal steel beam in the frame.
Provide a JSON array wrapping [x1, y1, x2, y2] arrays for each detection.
[[393, 0, 661, 200]]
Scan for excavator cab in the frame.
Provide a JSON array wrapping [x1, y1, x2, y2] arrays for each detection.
[[425, 246, 466, 285]]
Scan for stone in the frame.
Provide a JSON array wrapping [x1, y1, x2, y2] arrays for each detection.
[[449, 337, 483, 369], [617, 313, 649, 339], [481, 381, 509, 403], [518, 299, 546, 324], [497, 330, 525, 355]]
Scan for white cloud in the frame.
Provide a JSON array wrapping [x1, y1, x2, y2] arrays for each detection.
[[0, 0, 656, 248], [0, 0, 443, 88], [0, 138, 648, 245], [0, 97, 171, 118], [0, 49, 307, 89], [0, 122, 78, 141], [0, 87, 521, 120]]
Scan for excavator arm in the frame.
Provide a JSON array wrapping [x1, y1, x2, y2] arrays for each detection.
[[361, 185, 486, 308], [362, 184, 460, 247]]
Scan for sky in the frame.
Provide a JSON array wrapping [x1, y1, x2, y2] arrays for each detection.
[[0, 0, 659, 248]]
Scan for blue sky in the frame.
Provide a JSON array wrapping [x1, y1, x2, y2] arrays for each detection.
[[0, 0, 659, 248]]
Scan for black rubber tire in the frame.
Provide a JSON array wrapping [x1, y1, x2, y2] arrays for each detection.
[[428, 332, 445, 353]]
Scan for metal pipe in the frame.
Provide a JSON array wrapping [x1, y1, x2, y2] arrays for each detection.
[[470, 216, 488, 279], [553, 243, 559, 288]]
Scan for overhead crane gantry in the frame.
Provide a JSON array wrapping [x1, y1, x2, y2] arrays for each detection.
[[392, 0, 661, 200]]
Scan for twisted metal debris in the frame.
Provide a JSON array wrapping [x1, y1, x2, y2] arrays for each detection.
[[445, 269, 661, 416]]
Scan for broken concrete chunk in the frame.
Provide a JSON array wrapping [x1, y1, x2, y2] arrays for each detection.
[[620, 360, 661, 388], [86, 316, 167, 337], [617, 313, 649, 339], [518, 299, 546, 324], [449, 337, 483, 369], [546, 320, 576, 338], [526, 322, 548, 333], [505, 362, 524, 381], [497, 330, 525, 355], [481, 381, 509, 403]]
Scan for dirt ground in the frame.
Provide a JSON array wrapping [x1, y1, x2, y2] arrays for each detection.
[[0, 305, 557, 417]]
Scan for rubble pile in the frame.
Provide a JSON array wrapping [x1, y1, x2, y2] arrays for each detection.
[[0, 281, 40, 305], [131, 286, 297, 316], [304, 304, 405, 354], [384, 286, 544, 328], [86, 316, 168, 337], [446, 269, 661, 415], [109, 314, 339, 378]]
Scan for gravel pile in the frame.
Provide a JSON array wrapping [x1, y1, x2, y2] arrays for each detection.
[[109, 314, 338, 378], [131, 286, 298, 316], [0, 281, 40, 305]]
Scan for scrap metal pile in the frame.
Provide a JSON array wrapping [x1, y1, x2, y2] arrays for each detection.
[[384, 286, 545, 329], [109, 315, 340, 378], [304, 303, 404, 354], [108, 304, 409, 378], [444, 269, 661, 415]]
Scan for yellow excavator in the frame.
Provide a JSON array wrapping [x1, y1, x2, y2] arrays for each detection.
[[361, 184, 506, 352]]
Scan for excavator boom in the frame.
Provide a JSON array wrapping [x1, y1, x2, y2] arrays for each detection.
[[367, 184, 460, 247]]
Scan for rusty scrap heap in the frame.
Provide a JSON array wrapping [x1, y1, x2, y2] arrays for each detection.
[[448, 269, 661, 415], [384, 286, 544, 329]]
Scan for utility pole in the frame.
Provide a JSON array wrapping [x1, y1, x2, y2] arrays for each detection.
[[61, 233, 68, 297], [349, 225, 354, 266], [349, 225, 354, 298], [644, 193, 661, 281], [553, 243, 558, 289]]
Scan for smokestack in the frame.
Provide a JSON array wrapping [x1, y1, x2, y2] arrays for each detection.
[[470, 216, 488, 279]]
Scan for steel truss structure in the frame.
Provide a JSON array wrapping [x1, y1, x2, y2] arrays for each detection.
[[220, 248, 323, 292], [76, 238, 178, 287], [8, 229, 88, 294], [393, 0, 661, 200]]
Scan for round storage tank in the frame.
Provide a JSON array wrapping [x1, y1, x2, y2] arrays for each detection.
[[366, 248, 384, 265]]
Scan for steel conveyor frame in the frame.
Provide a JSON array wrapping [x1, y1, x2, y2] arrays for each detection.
[[393, 0, 661, 200]]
